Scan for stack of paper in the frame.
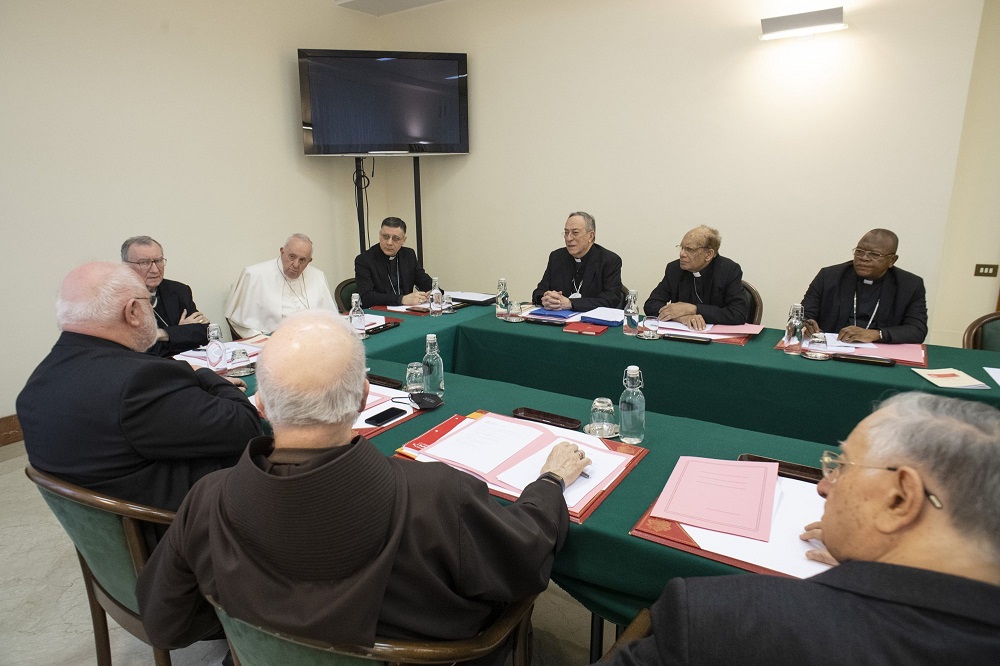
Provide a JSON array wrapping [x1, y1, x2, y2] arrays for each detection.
[[912, 368, 990, 389]]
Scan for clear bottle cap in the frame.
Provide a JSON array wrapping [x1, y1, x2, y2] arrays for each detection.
[[626, 365, 640, 375], [426, 334, 437, 342]]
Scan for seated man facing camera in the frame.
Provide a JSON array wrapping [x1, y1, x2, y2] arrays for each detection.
[[599, 392, 1000, 665], [355, 216, 434, 307], [137, 311, 590, 662], [802, 228, 927, 344], [642, 225, 747, 330]]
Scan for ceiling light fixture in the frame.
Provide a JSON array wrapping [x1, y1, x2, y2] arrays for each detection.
[[760, 7, 847, 41]]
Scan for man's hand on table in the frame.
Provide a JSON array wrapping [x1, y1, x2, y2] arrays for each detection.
[[539, 441, 592, 488]]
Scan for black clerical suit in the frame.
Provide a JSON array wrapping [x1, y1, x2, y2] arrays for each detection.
[[532, 244, 624, 311], [601, 561, 1000, 665], [355, 245, 433, 307], [16, 331, 261, 512], [147, 278, 208, 357], [802, 262, 928, 343], [137, 436, 568, 662], [642, 255, 747, 325]]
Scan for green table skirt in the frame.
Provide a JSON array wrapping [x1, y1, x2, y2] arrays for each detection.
[[452, 316, 1000, 443]]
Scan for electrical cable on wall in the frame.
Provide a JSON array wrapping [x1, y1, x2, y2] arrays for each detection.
[[353, 158, 374, 247]]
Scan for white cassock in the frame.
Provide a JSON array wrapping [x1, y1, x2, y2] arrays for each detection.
[[224, 258, 337, 338]]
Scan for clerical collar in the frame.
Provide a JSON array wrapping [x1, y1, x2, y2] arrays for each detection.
[[574, 257, 581, 263], [388, 254, 396, 261], [692, 271, 701, 278]]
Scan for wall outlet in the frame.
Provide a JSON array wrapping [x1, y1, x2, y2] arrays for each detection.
[[974, 264, 998, 277]]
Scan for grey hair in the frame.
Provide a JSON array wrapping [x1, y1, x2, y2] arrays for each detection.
[[284, 233, 312, 247], [695, 225, 721, 252], [256, 312, 367, 429], [56, 264, 144, 330], [120, 235, 162, 261], [568, 211, 596, 234], [867, 392, 1000, 556]]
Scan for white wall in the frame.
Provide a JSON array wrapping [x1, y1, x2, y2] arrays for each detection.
[[935, 0, 1000, 345], [372, 0, 985, 338], [0, 0, 991, 416], [0, 0, 379, 415]]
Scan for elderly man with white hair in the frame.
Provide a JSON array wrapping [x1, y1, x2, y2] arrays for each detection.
[[137, 310, 590, 663], [17, 262, 260, 513], [599, 392, 1000, 665], [224, 233, 337, 338]]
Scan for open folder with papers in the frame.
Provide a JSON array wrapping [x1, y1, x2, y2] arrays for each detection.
[[398, 411, 647, 523], [631, 455, 832, 578]]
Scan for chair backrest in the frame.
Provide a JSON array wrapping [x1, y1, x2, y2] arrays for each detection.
[[963, 311, 1000, 350], [741, 280, 763, 325], [24, 465, 175, 614], [335, 278, 358, 313], [206, 593, 537, 666]]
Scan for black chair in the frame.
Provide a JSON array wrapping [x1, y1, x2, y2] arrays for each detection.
[[963, 311, 1000, 350], [25, 465, 176, 666], [335, 278, 358, 313], [207, 593, 537, 666], [742, 280, 764, 325]]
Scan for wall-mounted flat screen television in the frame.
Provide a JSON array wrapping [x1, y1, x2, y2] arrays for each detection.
[[298, 49, 469, 156]]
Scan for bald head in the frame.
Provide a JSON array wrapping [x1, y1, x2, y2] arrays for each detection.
[[256, 311, 367, 429], [57, 262, 158, 352]]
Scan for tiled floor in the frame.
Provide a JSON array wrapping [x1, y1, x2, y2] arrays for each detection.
[[0, 443, 615, 665]]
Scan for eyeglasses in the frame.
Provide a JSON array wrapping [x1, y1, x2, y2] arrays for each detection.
[[820, 450, 943, 509], [676, 245, 708, 253], [380, 233, 404, 243], [852, 248, 893, 261], [126, 257, 166, 270], [563, 229, 588, 239]]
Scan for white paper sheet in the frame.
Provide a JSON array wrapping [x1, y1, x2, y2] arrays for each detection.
[[176, 341, 262, 368], [682, 477, 831, 579], [575, 307, 625, 324], [422, 416, 542, 474], [496, 441, 628, 506], [985, 367, 1000, 388], [822, 333, 877, 350], [354, 386, 414, 429], [445, 291, 495, 302]]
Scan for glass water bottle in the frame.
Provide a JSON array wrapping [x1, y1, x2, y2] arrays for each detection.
[[619, 365, 645, 444], [422, 333, 445, 396], [623, 289, 639, 336], [429, 277, 443, 317]]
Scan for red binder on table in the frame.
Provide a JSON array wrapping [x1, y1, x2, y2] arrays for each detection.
[[398, 411, 647, 523]]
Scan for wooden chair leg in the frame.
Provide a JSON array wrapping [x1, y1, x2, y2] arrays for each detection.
[[153, 647, 173, 665], [77, 551, 113, 666]]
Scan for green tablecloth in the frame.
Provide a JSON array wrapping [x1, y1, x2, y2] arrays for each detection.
[[451, 317, 1000, 443], [363, 305, 495, 373], [365, 358, 830, 626]]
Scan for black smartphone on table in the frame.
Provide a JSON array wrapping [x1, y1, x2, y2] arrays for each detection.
[[364, 406, 406, 427]]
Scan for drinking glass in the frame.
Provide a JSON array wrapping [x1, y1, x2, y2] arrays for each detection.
[[589, 397, 616, 437], [639, 315, 660, 339], [404, 362, 424, 394]]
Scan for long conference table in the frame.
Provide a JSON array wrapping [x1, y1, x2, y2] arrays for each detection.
[[338, 305, 1000, 627]]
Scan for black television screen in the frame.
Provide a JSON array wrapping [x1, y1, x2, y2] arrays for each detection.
[[298, 49, 469, 156]]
